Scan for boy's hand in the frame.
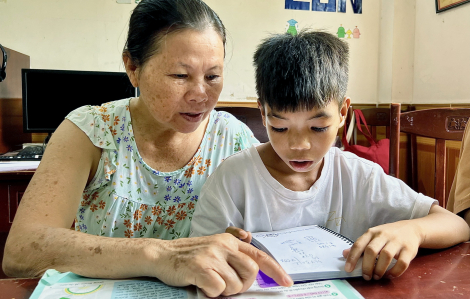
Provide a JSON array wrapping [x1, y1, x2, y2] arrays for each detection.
[[226, 226, 253, 243], [342, 220, 422, 281]]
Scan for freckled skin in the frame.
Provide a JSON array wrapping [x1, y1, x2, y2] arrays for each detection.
[[2, 29, 226, 279], [30, 242, 41, 251], [124, 29, 224, 172], [1, 27, 292, 297]]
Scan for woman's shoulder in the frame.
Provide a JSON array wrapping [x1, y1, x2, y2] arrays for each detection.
[[208, 109, 258, 140], [209, 145, 258, 176], [65, 98, 132, 149], [201, 110, 259, 156], [210, 110, 249, 130], [67, 98, 130, 119]]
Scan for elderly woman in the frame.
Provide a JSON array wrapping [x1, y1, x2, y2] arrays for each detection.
[[2, 0, 292, 297]]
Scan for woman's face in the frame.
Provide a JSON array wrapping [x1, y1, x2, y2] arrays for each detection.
[[126, 28, 225, 134]]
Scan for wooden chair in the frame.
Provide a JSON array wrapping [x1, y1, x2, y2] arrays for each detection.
[[346, 106, 393, 146], [346, 105, 419, 179], [345, 106, 398, 177], [390, 103, 470, 207], [215, 106, 268, 143]]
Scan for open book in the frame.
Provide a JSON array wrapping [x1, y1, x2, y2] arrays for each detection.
[[251, 225, 362, 282], [31, 269, 364, 299]]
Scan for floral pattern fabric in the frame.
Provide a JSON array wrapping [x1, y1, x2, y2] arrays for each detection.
[[66, 98, 258, 240]]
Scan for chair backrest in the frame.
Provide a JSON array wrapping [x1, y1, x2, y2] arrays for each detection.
[[345, 106, 397, 177], [390, 103, 470, 207], [214, 106, 268, 143], [346, 106, 393, 146]]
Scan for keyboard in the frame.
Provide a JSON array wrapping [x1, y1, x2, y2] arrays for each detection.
[[0, 152, 42, 161]]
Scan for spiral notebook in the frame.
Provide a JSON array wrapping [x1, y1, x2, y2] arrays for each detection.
[[251, 225, 362, 282]]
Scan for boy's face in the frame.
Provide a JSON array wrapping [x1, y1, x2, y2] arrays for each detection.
[[259, 98, 350, 175]]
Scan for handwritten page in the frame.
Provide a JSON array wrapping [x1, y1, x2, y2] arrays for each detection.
[[251, 225, 362, 281]]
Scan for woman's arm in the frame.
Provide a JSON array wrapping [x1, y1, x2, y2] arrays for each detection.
[[3, 120, 291, 297], [3, 119, 161, 278]]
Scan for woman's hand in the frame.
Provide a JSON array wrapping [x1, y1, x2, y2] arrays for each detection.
[[225, 226, 252, 243], [154, 233, 292, 297]]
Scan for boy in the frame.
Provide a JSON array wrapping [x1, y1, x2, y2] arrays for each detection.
[[190, 30, 469, 281]]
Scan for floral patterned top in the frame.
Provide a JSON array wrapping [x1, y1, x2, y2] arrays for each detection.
[[66, 98, 258, 240]]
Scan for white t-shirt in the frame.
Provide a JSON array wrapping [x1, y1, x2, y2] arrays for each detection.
[[190, 145, 437, 241]]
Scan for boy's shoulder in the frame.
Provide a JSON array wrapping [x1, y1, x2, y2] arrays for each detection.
[[215, 146, 383, 175], [218, 144, 259, 167], [204, 145, 261, 187], [327, 146, 383, 175], [211, 145, 271, 181]]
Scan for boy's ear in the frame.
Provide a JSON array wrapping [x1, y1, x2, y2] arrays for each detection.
[[339, 97, 351, 128], [257, 100, 267, 128], [123, 53, 139, 88]]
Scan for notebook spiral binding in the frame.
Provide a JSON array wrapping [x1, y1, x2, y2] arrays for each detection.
[[318, 225, 354, 246]]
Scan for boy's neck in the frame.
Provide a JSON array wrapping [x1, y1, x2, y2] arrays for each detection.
[[257, 143, 324, 192]]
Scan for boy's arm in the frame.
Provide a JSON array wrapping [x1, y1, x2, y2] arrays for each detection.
[[190, 176, 245, 237], [344, 204, 470, 281]]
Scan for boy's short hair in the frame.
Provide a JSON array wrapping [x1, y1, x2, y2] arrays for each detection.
[[253, 30, 349, 112]]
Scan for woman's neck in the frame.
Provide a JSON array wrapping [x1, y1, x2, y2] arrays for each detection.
[[129, 97, 210, 172]]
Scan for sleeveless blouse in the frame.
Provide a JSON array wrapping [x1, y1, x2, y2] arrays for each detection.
[[66, 98, 258, 239]]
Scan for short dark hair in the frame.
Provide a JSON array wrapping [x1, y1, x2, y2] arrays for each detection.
[[124, 0, 226, 67], [254, 30, 349, 112]]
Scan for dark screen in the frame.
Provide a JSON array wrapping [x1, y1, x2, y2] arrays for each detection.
[[22, 69, 136, 133]]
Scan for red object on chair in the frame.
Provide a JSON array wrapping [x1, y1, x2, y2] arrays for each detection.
[[342, 109, 390, 174]]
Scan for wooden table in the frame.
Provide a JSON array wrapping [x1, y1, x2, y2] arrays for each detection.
[[0, 170, 35, 279], [0, 277, 39, 298], [349, 242, 470, 298], [2, 242, 470, 298], [0, 170, 34, 232]]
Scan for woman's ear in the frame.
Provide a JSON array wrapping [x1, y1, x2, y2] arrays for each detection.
[[123, 53, 139, 88], [339, 97, 351, 128], [257, 100, 267, 127]]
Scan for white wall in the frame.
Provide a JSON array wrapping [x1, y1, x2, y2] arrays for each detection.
[[376, 0, 395, 105], [0, 0, 135, 72], [412, 0, 470, 104], [0, 0, 381, 104], [391, 0, 416, 104], [206, 0, 381, 104], [2, 0, 468, 105]]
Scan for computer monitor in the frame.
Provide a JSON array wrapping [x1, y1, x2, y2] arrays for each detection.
[[21, 69, 137, 138]]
